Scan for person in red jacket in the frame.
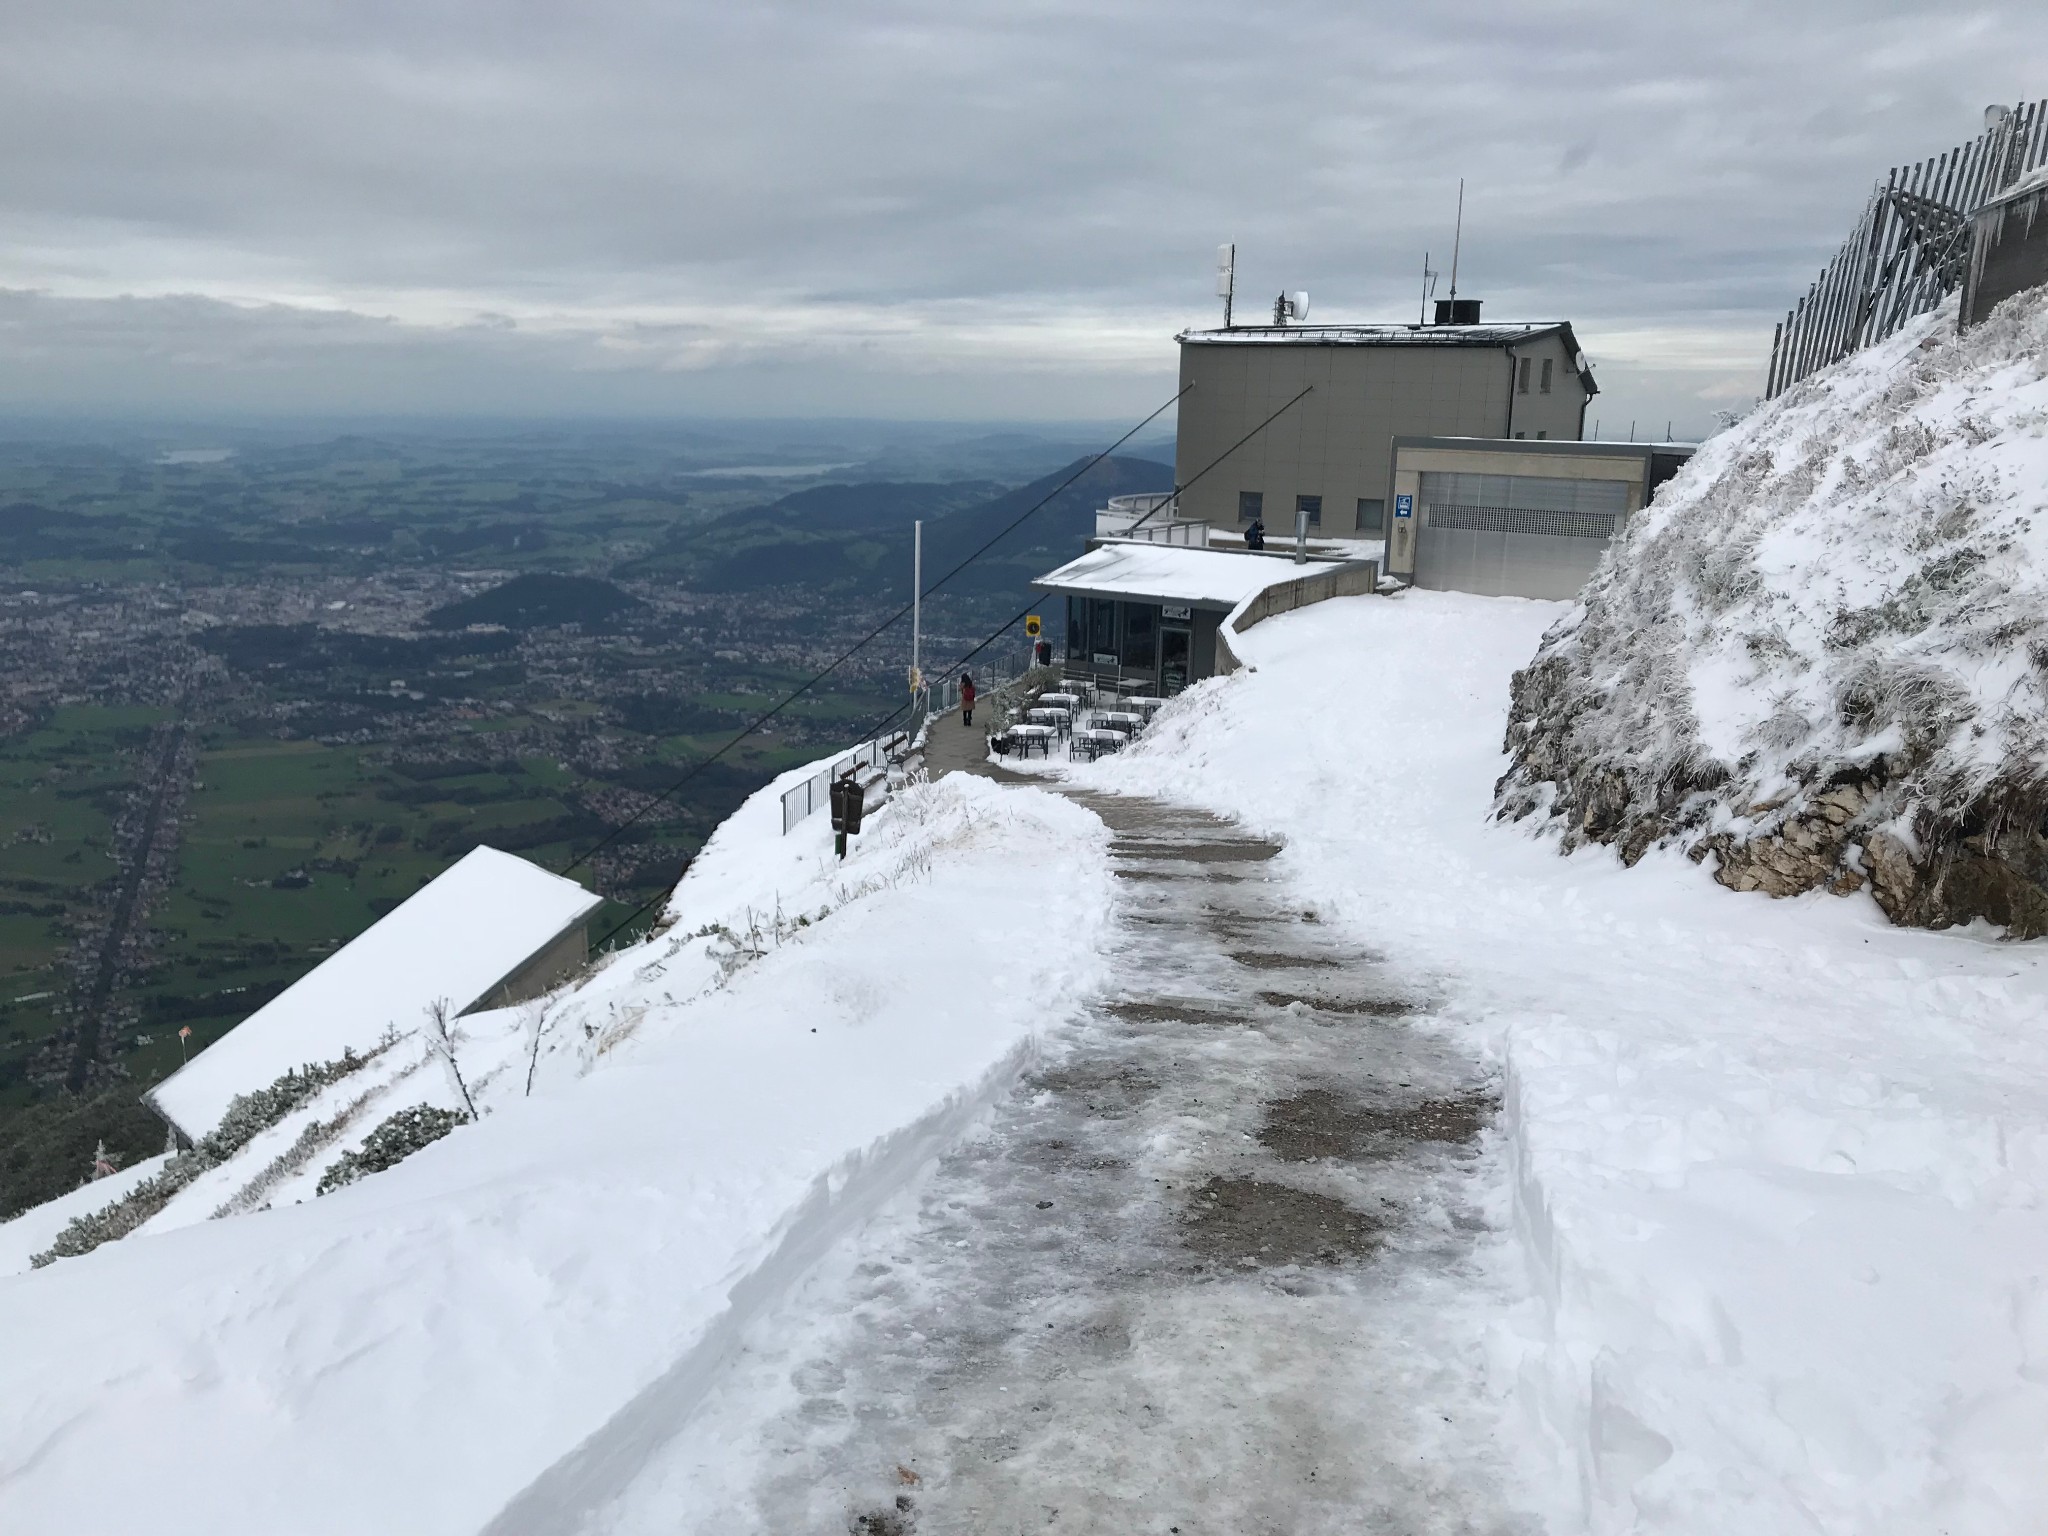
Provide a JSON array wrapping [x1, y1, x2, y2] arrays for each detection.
[[960, 672, 976, 726]]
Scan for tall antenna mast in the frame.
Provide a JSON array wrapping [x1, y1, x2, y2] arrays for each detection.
[[1448, 178, 1465, 302], [1419, 250, 1437, 324], [1216, 243, 1236, 329]]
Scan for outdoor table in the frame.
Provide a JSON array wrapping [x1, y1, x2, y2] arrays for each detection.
[[1071, 728, 1124, 761], [1026, 706, 1072, 734], [1126, 696, 1168, 719], [1038, 692, 1083, 713], [1094, 711, 1143, 737], [1008, 723, 1058, 758]]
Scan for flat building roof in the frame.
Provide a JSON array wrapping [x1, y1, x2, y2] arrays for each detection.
[[147, 846, 602, 1139], [1179, 321, 1596, 394]]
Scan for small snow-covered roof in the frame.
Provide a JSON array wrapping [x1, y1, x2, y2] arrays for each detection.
[[148, 847, 601, 1139], [1033, 543, 1342, 611]]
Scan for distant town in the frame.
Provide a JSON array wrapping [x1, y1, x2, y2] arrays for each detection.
[[0, 424, 1167, 1210]]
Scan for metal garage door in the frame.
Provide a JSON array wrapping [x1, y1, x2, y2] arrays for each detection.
[[1413, 473, 1630, 600]]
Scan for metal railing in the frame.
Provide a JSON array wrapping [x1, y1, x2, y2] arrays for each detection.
[[779, 731, 911, 835], [1112, 519, 1207, 546], [1767, 99, 2048, 397], [919, 665, 1024, 731]]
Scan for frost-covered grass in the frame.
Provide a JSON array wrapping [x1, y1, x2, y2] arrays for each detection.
[[1071, 592, 2048, 1535], [1497, 287, 2048, 934]]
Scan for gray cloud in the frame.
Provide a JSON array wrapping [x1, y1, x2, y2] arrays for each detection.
[[0, 0, 2040, 435]]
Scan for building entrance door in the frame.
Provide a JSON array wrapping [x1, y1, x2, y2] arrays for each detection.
[[1160, 625, 1191, 694]]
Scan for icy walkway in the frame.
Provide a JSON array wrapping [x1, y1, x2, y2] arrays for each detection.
[[603, 793, 1533, 1534]]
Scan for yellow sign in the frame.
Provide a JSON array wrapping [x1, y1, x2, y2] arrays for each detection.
[[1024, 615, 1042, 637]]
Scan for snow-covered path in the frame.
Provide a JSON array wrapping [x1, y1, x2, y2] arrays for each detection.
[[602, 793, 1533, 1534]]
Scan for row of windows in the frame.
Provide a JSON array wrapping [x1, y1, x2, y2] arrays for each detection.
[[1515, 356, 1556, 395], [1237, 491, 1388, 533]]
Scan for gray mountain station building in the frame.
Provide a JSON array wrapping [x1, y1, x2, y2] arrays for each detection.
[[1172, 312, 1597, 538]]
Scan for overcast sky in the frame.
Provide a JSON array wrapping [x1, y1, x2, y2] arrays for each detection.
[[1, 0, 2041, 437]]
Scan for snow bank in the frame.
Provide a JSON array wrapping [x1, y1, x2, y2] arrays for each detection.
[[1497, 287, 2048, 935], [0, 766, 1113, 1534], [1072, 592, 2048, 1534]]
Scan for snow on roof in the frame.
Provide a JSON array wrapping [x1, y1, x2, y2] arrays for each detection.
[[1033, 543, 1345, 610], [148, 847, 602, 1138], [1179, 321, 1573, 347]]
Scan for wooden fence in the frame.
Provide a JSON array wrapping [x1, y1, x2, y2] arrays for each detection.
[[1766, 100, 2048, 398]]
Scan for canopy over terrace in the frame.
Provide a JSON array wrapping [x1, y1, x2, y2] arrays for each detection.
[[1033, 543, 1349, 694]]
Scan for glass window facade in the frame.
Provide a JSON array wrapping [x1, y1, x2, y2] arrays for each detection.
[[1238, 490, 1263, 522], [1065, 597, 1164, 672], [1295, 494, 1322, 526]]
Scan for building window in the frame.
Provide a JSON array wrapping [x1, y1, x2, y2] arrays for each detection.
[[1536, 430, 1547, 440], [1540, 357, 1554, 394], [1121, 603, 1157, 669], [1517, 357, 1531, 394], [1238, 490, 1263, 522], [1514, 431, 1526, 440], [1295, 493, 1322, 526], [1077, 597, 1114, 660], [1355, 497, 1385, 533]]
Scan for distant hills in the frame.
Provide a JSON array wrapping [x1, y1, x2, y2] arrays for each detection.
[[426, 573, 644, 631], [622, 455, 1173, 604]]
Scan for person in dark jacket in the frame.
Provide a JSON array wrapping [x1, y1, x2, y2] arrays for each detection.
[[1244, 517, 1266, 550], [960, 673, 976, 726]]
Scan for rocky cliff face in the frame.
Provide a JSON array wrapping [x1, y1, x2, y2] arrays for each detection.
[[1495, 288, 2048, 936]]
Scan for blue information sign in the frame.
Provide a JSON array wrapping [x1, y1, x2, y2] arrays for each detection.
[[1394, 494, 1414, 519]]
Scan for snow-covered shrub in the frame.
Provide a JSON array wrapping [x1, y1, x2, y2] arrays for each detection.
[[1496, 286, 2048, 934], [211, 1084, 387, 1218], [315, 1104, 468, 1196], [205, 1050, 377, 1159], [32, 1047, 381, 1266]]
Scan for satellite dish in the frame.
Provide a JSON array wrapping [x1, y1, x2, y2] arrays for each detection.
[[1291, 291, 1310, 323]]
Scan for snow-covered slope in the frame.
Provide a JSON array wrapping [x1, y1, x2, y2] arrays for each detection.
[[1497, 288, 2048, 935], [0, 1151, 168, 1278], [1071, 592, 2048, 1536], [0, 764, 1112, 1533]]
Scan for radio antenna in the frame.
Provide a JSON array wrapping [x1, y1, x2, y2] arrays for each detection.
[[1448, 178, 1465, 302]]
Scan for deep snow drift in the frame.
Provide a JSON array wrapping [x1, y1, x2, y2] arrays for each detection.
[[1068, 593, 2048, 1535], [1496, 289, 2048, 934], [0, 763, 1112, 1533]]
